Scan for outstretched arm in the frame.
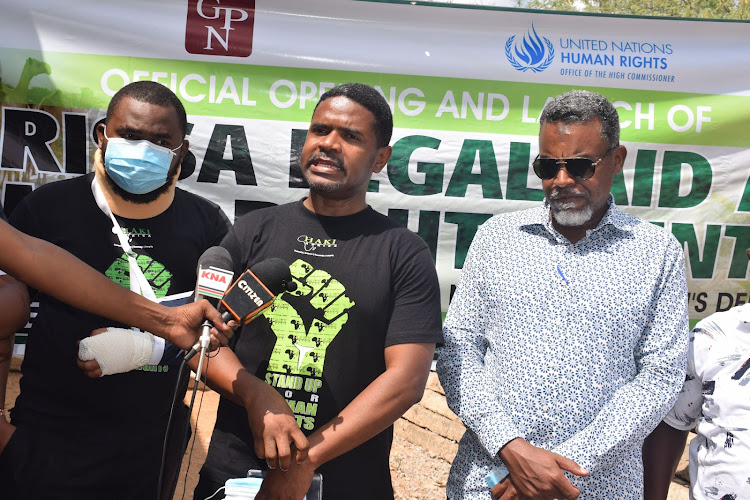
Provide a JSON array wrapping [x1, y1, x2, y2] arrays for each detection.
[[0, 219, 230, 350]]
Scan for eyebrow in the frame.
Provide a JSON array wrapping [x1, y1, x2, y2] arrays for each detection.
[[340, 126, 364, 139], [115, 126, 174, 139], [310, 122, 365, 140]]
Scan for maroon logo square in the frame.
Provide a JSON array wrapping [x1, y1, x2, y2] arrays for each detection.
[[185, 0, 255, 57]]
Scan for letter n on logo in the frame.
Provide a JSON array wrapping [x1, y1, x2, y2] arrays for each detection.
[[185, 0, 255, 57]]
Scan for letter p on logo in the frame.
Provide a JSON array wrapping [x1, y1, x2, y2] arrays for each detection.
[[185, 0, 255, 57]]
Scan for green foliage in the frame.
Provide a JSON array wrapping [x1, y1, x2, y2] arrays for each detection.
[[519, 0, 750, 20]]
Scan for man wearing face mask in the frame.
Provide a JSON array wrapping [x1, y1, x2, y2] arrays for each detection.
[[0, 81, 231, 499]]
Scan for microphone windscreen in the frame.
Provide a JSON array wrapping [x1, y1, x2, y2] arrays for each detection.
[[195, 246, 234, 302], [249, 258, 293, 295], [197, 246, 233, 274]]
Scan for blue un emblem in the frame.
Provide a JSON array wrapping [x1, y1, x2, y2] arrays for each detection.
[[505, 24, 554, 73]]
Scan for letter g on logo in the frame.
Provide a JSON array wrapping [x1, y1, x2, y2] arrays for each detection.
[[185, 0, 255, 57]]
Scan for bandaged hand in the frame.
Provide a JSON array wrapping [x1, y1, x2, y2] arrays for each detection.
[[77, 327, 163, 377]]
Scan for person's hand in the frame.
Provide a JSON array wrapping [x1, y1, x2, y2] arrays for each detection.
[[241, 375, 309, 471], [162, 299, 233, 351], [0, 416, 16, 455], [76, 328, 106, 378], [499, 438, 587, 500], [255, 458, 316, 500]]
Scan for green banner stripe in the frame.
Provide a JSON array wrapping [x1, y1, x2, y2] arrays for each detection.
[[2, 48, 748, 147]]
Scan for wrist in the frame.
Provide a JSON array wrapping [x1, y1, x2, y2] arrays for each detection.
[[237, 369, 263, 410], [155, 304, 177, 344], [498, 437, 522, 460], [305, 447, 323, 469], [498, 437, 529, 472], [305, 433, 328, 469]]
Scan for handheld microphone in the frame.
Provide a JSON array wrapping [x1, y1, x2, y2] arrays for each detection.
[[77, 246, 234, 375], [184, 258, 296, 362], [220, 257, 297, 325], [183, 247, 234, 362]]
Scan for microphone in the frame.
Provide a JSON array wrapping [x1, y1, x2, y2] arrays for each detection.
[[183, 247, 234, 362], [184, 257, 296, 362], [219, 257, 297, 325], [77, 246, 234, 375]]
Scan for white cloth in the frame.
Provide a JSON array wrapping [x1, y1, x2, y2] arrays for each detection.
[[665, 303, 750, 500]]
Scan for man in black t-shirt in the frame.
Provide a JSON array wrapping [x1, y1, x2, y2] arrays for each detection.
[[0, 82, 233, 499], [194, 83, 444, 500]]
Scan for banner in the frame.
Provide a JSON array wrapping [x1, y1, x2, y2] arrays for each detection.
[[2, 0, 750, 334]]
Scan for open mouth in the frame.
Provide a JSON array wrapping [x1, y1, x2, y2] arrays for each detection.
[[308, 155, 343, 173]]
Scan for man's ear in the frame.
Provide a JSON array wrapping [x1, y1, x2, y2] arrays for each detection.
[[372, 146, 392, 174], [611, 144, 627, 175], [178, 139, 190, 164], [95, 122, 106, 149]]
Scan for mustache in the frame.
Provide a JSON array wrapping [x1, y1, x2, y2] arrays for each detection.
[[306, 153, 344, 170], [550, 187, 588, 200]]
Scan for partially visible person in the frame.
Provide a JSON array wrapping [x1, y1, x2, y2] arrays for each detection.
[[0, 81, 232, 499], [643, 248, 750, 500], [194, 83, 443, 500], [0, 271, 29, 455], [438, 90, 689, 499]]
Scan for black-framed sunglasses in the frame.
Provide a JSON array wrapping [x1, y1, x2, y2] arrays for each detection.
[[532, 147, 616, 181]]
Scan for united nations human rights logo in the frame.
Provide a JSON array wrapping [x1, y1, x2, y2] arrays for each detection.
[[505, 24, 554, 73]]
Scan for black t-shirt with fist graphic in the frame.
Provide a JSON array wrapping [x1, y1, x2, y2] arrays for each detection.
[[201, 200, 443, 499]]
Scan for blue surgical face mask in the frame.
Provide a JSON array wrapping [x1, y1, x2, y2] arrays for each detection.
[[102, 126, 182, 195]]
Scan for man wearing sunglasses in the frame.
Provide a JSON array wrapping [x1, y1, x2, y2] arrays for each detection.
[[438, 90, 688, 499]]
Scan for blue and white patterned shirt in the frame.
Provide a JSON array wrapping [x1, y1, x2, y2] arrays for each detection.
[[437, 198, 689, 499]]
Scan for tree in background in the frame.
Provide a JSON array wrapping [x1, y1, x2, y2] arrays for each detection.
[[518, 0, 750, 19]]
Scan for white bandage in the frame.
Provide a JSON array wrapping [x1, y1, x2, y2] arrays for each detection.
[[78, 327, 157, 376]]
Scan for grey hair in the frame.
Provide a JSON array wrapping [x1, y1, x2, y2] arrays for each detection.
[[539, 90, 620, 149]]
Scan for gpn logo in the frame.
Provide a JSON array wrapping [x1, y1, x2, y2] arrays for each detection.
[[505, 24, 554, 73], [185, 0, 255, 57]]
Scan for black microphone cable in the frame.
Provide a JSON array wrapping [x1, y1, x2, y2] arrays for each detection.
[[156, 345, 221, 500], [156, 355, 190, 500]]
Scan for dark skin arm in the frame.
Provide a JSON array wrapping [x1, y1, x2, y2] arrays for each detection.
[[255, 342, 436, 500], [76, 328, 309, 472], [0, 219, 231, 350], [190, 345, 309, 472], [643, 420, 688, 500], [0, 274, 31, 453]]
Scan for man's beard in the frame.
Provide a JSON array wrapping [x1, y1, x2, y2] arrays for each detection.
[[548, 188, 594, 227], [103, 168, 176, 204]]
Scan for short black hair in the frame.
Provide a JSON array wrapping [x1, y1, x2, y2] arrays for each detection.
[[106, 81, 187, 137], [315, 83, 393, 148], [539, 90, 620, 149]]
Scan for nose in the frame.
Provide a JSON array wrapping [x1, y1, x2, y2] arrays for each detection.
[[317, 131, 341, 153], [553, 163, 576, 188]]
